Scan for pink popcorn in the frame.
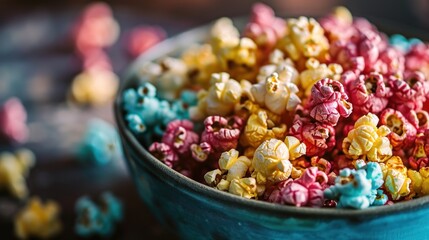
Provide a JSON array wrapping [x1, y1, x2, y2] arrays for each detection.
[[346, 72, 391, 117], [149, 142, 178, 168], [265, 167, 328, 207], [372, 47, 405, 76], [379, 108, 417, 150], [406, 110, 429, 134], [162, 120, 199, 156], [405, 43, 429, 78], [387, 71, 428, 113], [308, 78, 352, 126], [408, 130, 429, 170], [126, 26, 166, 58], [192, 116, 243, 162], [319, 7, 355, 42], [244, 3, 286, 52], [0, 98, 28, 143], [329, 41, 365, 74], [73, 2, 120, 55], [289, 116, 336, 156]]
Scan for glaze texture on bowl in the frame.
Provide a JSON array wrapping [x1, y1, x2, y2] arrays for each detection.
[[114, 19, 429, 240]]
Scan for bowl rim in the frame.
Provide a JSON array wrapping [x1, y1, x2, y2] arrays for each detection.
[[114, 17, 429, 219]]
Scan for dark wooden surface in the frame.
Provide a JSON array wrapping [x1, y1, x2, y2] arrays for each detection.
[[0, 1, 427, 239]]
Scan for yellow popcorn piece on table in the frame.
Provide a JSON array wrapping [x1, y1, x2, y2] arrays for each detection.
[[0, 149, 35, 199], [15, 197, 62, 239], [70, 69, 119, 105]]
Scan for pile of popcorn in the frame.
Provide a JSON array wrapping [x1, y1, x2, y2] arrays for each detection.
[[122, 4, 429, 209]]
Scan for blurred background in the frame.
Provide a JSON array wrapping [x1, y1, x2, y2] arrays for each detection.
[[0, 0, 428, 239]]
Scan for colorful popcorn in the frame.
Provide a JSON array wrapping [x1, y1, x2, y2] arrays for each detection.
[[120, 5, 429, 208], [0, 149, 35, 199], [15, 197, 62, 239]]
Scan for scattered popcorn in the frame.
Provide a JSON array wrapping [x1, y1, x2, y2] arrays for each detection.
[[75, 192, 123, 237], [0, 149, 35, 199], [15, 197, 62, 239], [0, 98, 28, 144]]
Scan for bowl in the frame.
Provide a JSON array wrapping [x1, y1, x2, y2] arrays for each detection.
[[114, 18, 429, 239]]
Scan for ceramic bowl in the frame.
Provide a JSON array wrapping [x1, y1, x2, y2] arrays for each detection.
[[114, 18, 429, 240]]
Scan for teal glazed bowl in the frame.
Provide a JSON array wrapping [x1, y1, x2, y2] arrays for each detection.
[[114, 19, 429, 239]]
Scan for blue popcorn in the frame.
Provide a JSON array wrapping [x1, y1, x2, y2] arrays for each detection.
[[75, 192, 123, 237], [77, 119, 122, 166], [324, 161, 387, 209], [389, 34, 422, 53]]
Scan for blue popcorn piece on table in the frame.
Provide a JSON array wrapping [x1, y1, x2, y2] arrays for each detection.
[[75, 192, 123, 237], [77, 118, 122, 165]]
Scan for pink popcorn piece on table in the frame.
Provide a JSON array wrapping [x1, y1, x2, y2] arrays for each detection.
[[126, 26, 166, 58], [346, 72, 391, 118], [73, 2, 120, 55], [0, 98, 28, 144], [244, 3, 286, 52], [265, 167, 328, 207], [308, 78, 352, 126]]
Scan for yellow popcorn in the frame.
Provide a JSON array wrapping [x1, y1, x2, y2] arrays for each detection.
[[155, 57, 189, 100], [210, 17, 240, 52], [204, 149, 255, 198], [257, 49, 299, 85], [0, 149, 35, 199], [299, 58, 343, 96], [218, 149, 252, 181], [181, 44, 220, 89], [342, 113, 392, 162], [214, 36, 258, 81], [15, 197, 62, 239], [229, 177, 258, 199], [284, 136, 306, 160], [251, 72, 301, 115], [234, 99, 281, 125], [240, 110, 287, 149], [278, 17, 329, 62], [189, 72, 243, 120], [408, 167, 429, 197], [380, 156, 411, 200], [252, 139, 292, 184], [70, 69, 119, 105]]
